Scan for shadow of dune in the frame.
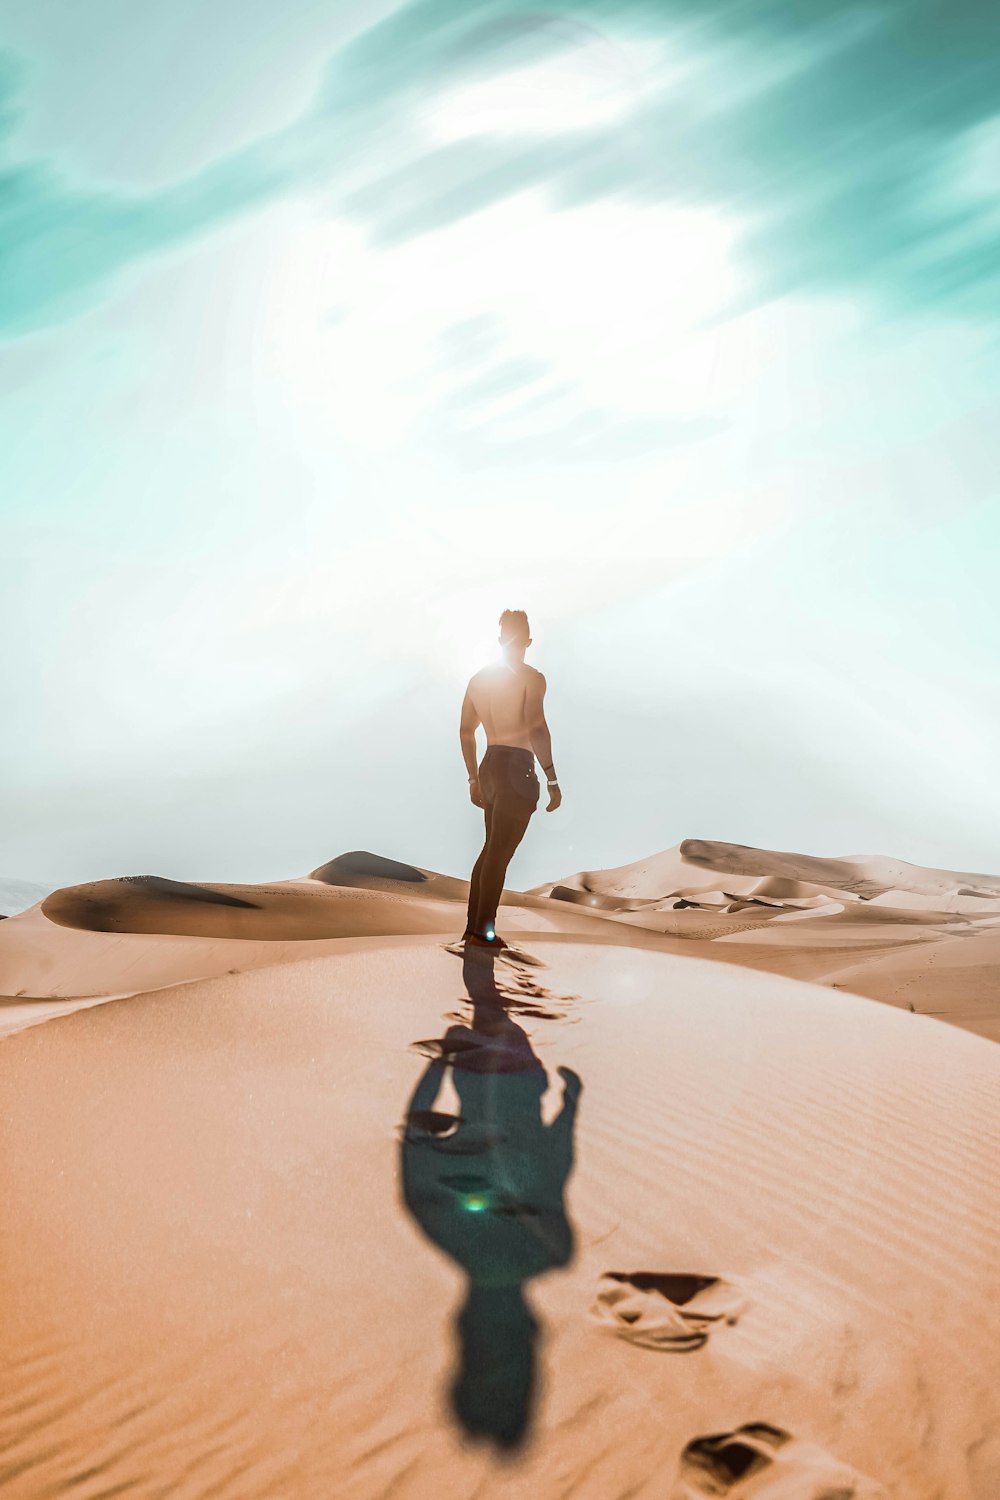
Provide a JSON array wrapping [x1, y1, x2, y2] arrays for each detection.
[[42, 875, 260, 930], [122, 876, 259, 906], [549, 884, 651, 912]]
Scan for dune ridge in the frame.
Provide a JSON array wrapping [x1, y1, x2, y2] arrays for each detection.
[[0, 852, 641, 1038], [533, 837, 1000, 910], [5, 836, 1000, 1044]]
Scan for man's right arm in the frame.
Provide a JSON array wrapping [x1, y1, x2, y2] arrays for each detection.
[[526, 672, 559, 796]]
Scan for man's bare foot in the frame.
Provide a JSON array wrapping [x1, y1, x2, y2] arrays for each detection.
[[463, 932, 509, 950]]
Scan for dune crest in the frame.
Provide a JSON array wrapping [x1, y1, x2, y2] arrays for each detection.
[[5, 836, 1000, 1046], [0, 852, 613, 1035]]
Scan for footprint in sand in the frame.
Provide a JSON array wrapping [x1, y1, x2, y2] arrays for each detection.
[[442, 937, 549, 967], [672, 1423, 887, 1498], [591, 1272, 747, 1351]]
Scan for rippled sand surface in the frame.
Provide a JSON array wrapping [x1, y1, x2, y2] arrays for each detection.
[[2, 938, 999, 1498]]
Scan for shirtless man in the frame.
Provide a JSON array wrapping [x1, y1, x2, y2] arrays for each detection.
[[459, 609, 561, 949]]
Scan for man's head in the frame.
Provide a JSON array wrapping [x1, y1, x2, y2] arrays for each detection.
[[498, 609, 531, 653]]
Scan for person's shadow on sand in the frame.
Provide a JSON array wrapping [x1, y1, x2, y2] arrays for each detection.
[[400, 946, 581, 1451]]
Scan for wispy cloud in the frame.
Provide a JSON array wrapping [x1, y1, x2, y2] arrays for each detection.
[[3, 1, 999, 346], [0, 74, 288, 336]]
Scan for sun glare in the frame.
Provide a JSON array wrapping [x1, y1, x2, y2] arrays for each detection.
[[257, 189, 741, 459]]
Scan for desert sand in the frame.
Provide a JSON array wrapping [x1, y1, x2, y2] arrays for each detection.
[[534, 838, 1000, 1044], [2, 840, 999, 1497]]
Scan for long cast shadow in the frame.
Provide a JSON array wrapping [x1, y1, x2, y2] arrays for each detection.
[[400, 946, 581, 1451]]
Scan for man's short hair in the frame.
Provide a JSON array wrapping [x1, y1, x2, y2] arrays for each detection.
[[499, 608, 530, 644]]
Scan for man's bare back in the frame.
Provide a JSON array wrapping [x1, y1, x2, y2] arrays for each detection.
[[466, 662, 540, 750], [462, 661, 560, 813]]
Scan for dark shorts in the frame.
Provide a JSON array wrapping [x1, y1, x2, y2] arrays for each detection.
[[478, 744, 540, 811]]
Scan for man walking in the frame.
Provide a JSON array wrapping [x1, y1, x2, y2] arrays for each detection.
[[460, 610, 561, 949]]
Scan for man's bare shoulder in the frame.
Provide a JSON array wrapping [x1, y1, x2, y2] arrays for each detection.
[[465, 667, 495, 702], [468, 663, 542, 687]]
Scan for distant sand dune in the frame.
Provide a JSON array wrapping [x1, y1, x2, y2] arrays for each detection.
[[539, 840, 1000, 1043], [5, 836, 1000, 1047], [536, 838, 1000, 911], [549, 884, 651, 912], [42, 874, 457, 940], [0, 857, 628, 1035]]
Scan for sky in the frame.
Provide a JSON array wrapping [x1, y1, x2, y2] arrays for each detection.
[[2, 0, 1000, 893]]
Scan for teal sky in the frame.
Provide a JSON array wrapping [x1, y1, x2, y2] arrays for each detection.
[[2, 0, 999, 890]]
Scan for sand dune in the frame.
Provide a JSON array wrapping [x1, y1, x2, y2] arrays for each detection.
[[824, 924, 1000, 1033], [7, 835, 1000, 1045], [548, 884, 651, 912], [540, 840, 1000, 1042], [0, 866, 468, 1041], [41, 872, 462, 940], [682, 840, 1000, 908], [0, 854, 655, 1039], [537, 838, 1000, 911], [1, 939, 997, 1498], [310, 850, 473, 902]]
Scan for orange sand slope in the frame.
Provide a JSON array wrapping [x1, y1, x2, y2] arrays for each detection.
[[1, 941, 998, 1498]]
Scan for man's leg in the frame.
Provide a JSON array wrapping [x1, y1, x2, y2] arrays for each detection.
[[474, 797, 534, 938], [466, 802, 494, 936]]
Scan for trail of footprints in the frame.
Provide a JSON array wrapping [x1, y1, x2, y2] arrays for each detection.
[[591, 1272, 887, 1494]]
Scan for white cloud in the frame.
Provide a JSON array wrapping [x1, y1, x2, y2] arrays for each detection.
[[422, 34, 649, 141]]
